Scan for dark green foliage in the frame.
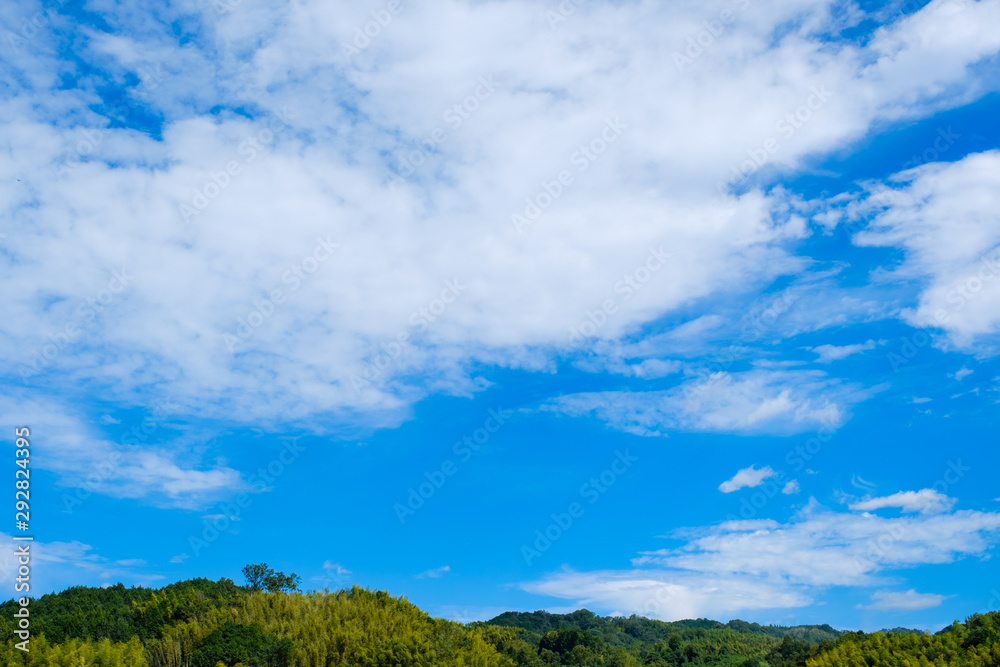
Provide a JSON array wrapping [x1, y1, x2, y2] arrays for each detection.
[[723, 620, 839, 643], [539, 628, 604, 664], [0, 577, 244, 645], [883, 626, 927, 635], [190, 623, 293, 667], [242, 563, 301, 593], [1, 575, 998, 667], [478, 612, 815, 667], [761, 635, 812, 667], [484, 610, 840, 649], [964, 612, 1000, 649], [0, 583, 514, 666], [777, 611, 1000, 667], [475, 626, 546, 667]]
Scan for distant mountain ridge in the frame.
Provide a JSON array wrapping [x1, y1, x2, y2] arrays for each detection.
[[485, 609, 843, 645]]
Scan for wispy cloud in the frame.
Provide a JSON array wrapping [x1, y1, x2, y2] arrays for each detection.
[[719, 465, 777, 493], [543, 370, 870, 437], [952, 367, 974, 381], [849, 489, 956, 515], [417, 565, 451, 579], [521, 498, 1000, 620], [1, 0, 998, 428], [861, 589, 948, 611], [851, 152, 1000, 351], [0, 394, 247, 509], [0, 533, 162, 592], [323, 561, 352, 576], [812, 340, 877, 363]]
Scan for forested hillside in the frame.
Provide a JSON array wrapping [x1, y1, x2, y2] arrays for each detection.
[[0, 577, 506, 666], [484, 609, 840, 645], [0, 568, 997, 666]]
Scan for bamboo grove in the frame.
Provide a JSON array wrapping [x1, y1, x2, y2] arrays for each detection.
[[0, 572, 997, 666]]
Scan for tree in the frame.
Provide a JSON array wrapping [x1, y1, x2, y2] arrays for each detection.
[[241, 563, 301, 593], [190, 623, 292, 667]]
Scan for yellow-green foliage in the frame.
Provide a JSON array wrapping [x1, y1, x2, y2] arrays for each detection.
[[0, 635, 148, 667], [0, 587, 512, 667], [144, 587, 504, 666], [807, 614, 1000, 667]]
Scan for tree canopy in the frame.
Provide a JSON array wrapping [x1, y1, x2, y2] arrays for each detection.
[[241, 563, 301, 594]]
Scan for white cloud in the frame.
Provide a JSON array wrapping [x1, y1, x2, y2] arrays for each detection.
[[323, 561, 352, 576], [521, 500, 1000, 620], [850, 151, 1000, 350], [852, 474, 878, 491], [0, 393, 247, 509], [0, 533, 162, 593], [0, 0, 997, 429], [522, 568, 811, 622], [720, 465, 777, 493], [849, 489, 956, 515], [952, 367, 974, 381], [862, 589, 948, 611], [782, 480, 801, 495], [812, 340, 877, 363], [417, 565, 451, 579], [543, 369, 869, 436], [912, 397, 933, 404]]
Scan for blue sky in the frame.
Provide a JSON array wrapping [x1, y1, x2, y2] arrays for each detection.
[[2, 0, 1000, 633]]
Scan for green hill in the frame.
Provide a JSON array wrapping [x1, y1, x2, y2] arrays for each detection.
[[0, 573, 996, 667], [0, 580, 507, 667]]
